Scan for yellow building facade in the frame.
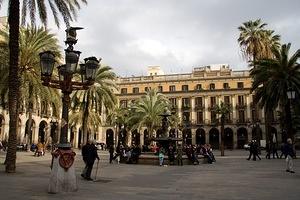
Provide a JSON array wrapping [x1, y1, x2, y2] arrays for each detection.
[[112, 65, 281, 149]]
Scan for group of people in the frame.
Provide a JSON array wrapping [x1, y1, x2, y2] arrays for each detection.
[[158, 143, 216, 166], [109, 144, 142, 164], [246, 138, 296, 173]]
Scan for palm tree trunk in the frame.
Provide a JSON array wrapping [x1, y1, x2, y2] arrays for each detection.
[[6, 0, 20, 173], [220, 115, 225, 156], [265, 109, 272, 144]]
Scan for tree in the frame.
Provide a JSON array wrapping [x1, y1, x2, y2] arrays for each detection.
[[251, 43, 300, 139], [238, 19, 280, 62], [0, 0, 87, 173], [214, 101, 232, 156], [129, 89, 170, 139], [70, 65, 117, 146], [238, 19, 281, 143], [0, 26, 62, 146]]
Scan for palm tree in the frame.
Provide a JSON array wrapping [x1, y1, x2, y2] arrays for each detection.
[[129, 89, 170, 139], [251, 43, 300, 139], [1, 26, 62, 146], [70, 65, 117, 146], [238, 19, 280, 62], [238, 19, 281, 144], [214, 101, 232, 156], [0, 0, 87, 173]]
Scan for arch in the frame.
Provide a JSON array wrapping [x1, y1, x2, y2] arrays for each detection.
[[209, 128, 219, 149], [25, 119, 36, 144], [183, 128, 192, 145], [132, 129, 140, 146], [50, 121, 59, 144], [252, 125, 262, 141], [196, 128, 206, 145], [106, 129, 114, 147], [224, 128, 233, 149], [38, 120, 48, 143], [143, 129, 150, 146], [237, 127, 248, 149]]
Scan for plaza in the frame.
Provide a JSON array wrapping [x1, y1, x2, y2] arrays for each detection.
[[1, 150, 299, 200]]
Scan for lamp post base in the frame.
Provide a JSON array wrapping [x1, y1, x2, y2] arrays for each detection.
[[48, 149, 78, 193]]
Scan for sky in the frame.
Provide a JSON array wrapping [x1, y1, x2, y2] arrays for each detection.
[[1, 0, 300, 76]]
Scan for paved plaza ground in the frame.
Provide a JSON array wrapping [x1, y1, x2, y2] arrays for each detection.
[[0, 149, 300, 200]]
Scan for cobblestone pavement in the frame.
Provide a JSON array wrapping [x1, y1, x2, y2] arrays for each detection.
[[0, 150, 299, 200]]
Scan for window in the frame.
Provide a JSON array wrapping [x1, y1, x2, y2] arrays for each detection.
[[238, 110, 245, 123], [182, 85, 189, 91], [121, 88, 127, 94], [224, 96, 230, 104], [251, 109, 257, 122], [145, 87, 151, 92], [196, 84, 202, 90], [197, 111, 204, 124], [41, 101, 48, 116], [133, 87, 139, 94], [223, 83, 229, 89], [120, 100, 128, 108], [182, 98, 191, 108], [183, 112, 190, 122], [211, 110, 217, 123], [238, 95, 244, 105], [169, 85, 176, 92], [169, 98, 177, 107], [209, 83, 215, 90], [195, 97, 203, 107], [158, 86, 163, 92], [237, 82, 244, 89], [210, 97, 216, 107]]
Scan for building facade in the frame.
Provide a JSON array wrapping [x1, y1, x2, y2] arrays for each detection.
[[0, 65, 282, 149], [108, 65, 281, 149]]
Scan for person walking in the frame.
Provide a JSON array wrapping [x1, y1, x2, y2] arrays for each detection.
[[247, 140, 254, 160], [284, 138, 296, 173], [81, 139, 100, 180]]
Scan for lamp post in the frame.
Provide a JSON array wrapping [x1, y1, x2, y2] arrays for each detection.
[[40, 27, 100, 193], [287, 88, 296, 139]]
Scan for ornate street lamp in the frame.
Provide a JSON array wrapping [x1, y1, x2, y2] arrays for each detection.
[[287, 88, 296, 139], [40, 27, 100, 193]]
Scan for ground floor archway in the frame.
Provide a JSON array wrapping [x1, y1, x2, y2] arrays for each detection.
[[196, 128, 205, 145], [183, 128, 192, 145], [209, 128, 219, 149], [106, 129, 114, 147], [38, 120, 47, 143], [237, 127, 248, 149], [224, 128, 233, 149]]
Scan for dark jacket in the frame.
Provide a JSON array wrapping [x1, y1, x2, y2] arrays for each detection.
[[284, 143, 295, 157], [83, 143, 100, 164]]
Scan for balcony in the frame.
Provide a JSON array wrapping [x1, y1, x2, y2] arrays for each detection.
[[236, 104, 247, 110], [236, 119, 247, 126], [182, 105, 191, 111], [194, 104, 205, 111]]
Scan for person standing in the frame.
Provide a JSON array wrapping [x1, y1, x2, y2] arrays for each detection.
[[247, 140, 254, 160], [109, 145, 115, 164], [176, 144, 183, 166], [284, 138, 296, 173], [158, 147, 165, 166], [81, 139, 100, 180]]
